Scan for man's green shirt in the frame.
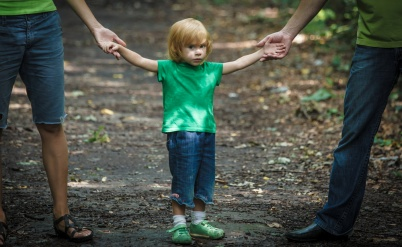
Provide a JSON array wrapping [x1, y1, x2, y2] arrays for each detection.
[[357, 0, 402, 48]]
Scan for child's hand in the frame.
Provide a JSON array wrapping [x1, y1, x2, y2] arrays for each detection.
[[93, 27, 126, 60], [261, 42, 286, 61], [100, 41, 121, 60], [257, 31, 292, 61]]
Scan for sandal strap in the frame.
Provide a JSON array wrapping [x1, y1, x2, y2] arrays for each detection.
[[54, 214, 83, 237], [0, 221, 7, 241]]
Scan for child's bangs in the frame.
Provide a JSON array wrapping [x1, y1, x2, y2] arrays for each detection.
[[184, 29, 209, 45]]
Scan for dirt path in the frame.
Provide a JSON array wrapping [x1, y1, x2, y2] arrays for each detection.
[[1, 1, 401, 246]]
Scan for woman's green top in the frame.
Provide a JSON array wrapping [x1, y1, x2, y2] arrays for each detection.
[[0, 0, 56, 15]]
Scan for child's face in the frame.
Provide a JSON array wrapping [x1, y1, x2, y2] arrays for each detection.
[[180, 39, 207, 66]]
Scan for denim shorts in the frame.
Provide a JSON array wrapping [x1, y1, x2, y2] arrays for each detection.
[[0, 11, 66, 128], [166, 131, 216, 208]]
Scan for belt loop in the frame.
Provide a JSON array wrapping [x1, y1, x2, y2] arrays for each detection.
[[1, 16, 5, 26]]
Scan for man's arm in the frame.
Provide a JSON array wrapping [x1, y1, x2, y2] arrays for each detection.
[[258, 0, 328, 61], [66, 0, 126, 58]]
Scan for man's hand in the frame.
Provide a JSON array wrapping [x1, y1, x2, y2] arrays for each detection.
[[257, 30, 293, 61]]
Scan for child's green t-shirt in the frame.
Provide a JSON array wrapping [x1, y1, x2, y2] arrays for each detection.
[[0, 0, 56, 15], [157, 60, 223, 133], [356, 0, 402, 48]]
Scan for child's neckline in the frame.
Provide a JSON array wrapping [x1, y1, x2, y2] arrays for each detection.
[[177, 62, 204, 70]]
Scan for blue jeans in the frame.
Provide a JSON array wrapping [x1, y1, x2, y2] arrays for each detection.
[[166, 131, 215, 208], [315, 45, 402, 235], [0, 11, 66, 128]]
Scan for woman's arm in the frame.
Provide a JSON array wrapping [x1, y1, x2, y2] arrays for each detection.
[[66, 0, 126, 58]]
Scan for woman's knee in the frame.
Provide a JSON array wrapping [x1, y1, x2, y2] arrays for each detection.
[[36, 124, 64, 134]]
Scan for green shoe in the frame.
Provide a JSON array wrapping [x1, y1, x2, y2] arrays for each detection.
[[167, 224, 192, 244], [189, 220, 225, 239]]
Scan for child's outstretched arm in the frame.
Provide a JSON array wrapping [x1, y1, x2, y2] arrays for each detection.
[[222, 42, 285, 75], [103, 42, 158, 73]]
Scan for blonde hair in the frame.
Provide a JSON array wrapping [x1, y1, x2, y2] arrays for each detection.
[[167, 18, 212, 63]]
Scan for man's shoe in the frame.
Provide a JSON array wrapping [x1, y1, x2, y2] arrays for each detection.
[[285, 223, 350, 242], [189, 220, 224, 239], [167, 224, 192, 244]]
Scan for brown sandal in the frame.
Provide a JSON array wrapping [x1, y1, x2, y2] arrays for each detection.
[[53, 214, 93, 243]]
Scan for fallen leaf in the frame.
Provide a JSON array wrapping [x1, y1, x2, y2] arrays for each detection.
[[267, 222, 283, 228], [101, 108, 114, 115]]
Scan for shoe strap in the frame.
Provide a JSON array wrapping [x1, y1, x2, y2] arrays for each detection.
[[199, 220, 221, 231], [167, 224, 187, 233], [199, 220, 212, 227]]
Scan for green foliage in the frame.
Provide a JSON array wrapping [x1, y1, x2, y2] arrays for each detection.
[[326, 108, 339, 117], [389, 91, 402, 112], [304, 9, 336, 38], [199, 0, 253, 6], [211, 0, 229, 5], [331, 55, 350, 72], [302, 88, 333, 102], [270, 0, 299, 8], [86, 125, 110, 143], [373, 132, 402, 149], [389, 92, 399, 101], [394, 105, 402, 113], [325, 77, 334, 87], [373, 137, 393, 147], [392, 171, 402, 179], [304, 0, 359, 46]]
